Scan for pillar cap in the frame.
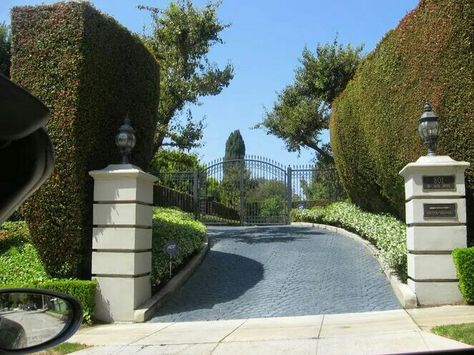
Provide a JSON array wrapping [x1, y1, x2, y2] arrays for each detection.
[[89, 164, 158, 183], [400, 155, 470, 178]]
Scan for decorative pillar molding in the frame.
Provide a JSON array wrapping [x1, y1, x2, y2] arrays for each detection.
[[400, 156, 470, 305], [89, 164, 157, 322]]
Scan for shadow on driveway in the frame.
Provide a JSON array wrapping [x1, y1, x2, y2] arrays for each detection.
[[151, 250, 264, 320]]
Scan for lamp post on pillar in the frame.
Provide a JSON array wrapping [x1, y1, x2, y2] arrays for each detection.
[[399, 102, 469, 306], [90, 116, 157, 322]]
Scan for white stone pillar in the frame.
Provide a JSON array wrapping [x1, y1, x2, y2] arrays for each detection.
[[400, 156, 469, 305], [89, 164, 157, 322]]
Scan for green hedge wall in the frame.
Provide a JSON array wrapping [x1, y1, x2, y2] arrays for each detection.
[[453, 248, 474, 304], [152, 208, 206, 290], [10, 2, 159, 278], [330, 0, 474, 243]]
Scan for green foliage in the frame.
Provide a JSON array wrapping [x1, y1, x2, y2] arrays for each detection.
[[151, 208, 206, 289], [300, 145, 346, 202], [292, 202, 407, 281], [3, 280, 97, 324], [0, 221, 30, 253], [0, 22, 10, 76], [149, 149, 202, 175], [221, 130, 247, 208], [246, 179, 286, 203], [453, 248, 474, 304], [140, 0, 233, 152], [1, 222, 97, 323], [0, 243, 49, 284], [0, 221, 48, 284], [331, 0, 474, 241], [256, 39, 362, 158], [11, 2, 159, 278], [432, 323, 474, 345], [224, 130, 246, 161], [260, 196, 285, 217], [47, 343, 90, 354]]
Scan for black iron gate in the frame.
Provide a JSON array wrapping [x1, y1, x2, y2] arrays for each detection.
[[153, 155, 344, 225], [198, 156, 289, 224]]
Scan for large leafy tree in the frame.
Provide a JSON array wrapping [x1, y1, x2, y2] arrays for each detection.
[[140, 0, 234, 153], [256, 39, 363, 160], [0, 23, 10, 77]]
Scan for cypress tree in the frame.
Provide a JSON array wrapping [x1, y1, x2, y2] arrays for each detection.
[[224, 130, 245, 161]]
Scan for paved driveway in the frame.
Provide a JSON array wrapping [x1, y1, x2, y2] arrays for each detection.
[[150, 225, 400, 322]]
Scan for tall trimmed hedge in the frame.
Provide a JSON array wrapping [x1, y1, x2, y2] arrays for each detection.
[[331, 0, 474, 243], [453, 248, 474, 304], [10, 2, 160, 278]]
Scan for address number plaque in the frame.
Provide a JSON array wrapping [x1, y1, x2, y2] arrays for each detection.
[[422, 175, 455, 191]]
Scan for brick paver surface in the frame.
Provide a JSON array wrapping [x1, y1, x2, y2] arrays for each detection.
[[150, 225, 400, 322]]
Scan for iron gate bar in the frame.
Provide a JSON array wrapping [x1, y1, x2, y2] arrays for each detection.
[[153, 155, 345, 225]]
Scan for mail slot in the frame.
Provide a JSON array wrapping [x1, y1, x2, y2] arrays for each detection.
[[423, 203, 457, 219]]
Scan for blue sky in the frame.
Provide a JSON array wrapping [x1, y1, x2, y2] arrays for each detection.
[[1, 0, 419, 166]]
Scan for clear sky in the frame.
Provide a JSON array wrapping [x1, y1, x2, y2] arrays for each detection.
[[1, 0, 419, 166]]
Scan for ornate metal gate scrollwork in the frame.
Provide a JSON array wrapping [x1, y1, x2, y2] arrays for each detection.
[[198, 156, 289, 225], [153, 155, 345, 225]]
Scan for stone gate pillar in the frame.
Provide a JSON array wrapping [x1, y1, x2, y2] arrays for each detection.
[[89, 164, 157, 322], [400, 156, 469, 305]]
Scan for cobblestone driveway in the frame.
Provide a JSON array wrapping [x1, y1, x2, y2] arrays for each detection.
[[150, 225, 400, 322]]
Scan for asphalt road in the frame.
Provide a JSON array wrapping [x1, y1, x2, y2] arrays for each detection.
[[150, 225, 400, 322]]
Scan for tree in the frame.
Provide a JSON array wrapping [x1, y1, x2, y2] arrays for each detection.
[[256, 39, 363, 160], [149, 148, 202, 176], [224, 129, 245, 161], [0, 23, 10, 77], [300, 143, 346, 202], [139, 0, 234, 152], [221, 130, 246, 209]]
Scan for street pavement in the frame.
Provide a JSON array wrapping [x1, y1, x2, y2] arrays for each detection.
[[71, 306, 474, 354], [150, 225, 400, 322]]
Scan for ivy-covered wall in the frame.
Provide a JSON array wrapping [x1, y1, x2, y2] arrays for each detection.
[[331, 0, 474, 243], [11, 2, 160, 278]]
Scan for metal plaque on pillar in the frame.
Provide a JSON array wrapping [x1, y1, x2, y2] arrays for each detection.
[[422, 175, 455, 191]]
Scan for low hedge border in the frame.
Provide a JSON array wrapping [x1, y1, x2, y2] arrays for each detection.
[[152, 208, 207, 290], [1, 221, 96, 323], [453, 248, 474, 304], [1, 280, 97, 324], [292, 201, 407, 281]]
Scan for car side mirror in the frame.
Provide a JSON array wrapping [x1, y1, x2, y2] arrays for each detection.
[[0, 289, 83, 354]]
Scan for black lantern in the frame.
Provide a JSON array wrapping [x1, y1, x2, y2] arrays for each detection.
[[418, 101, 439, 156], [115, 116, 136, 164]]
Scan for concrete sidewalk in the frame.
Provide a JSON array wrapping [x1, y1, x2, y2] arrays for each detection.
[[71, 306, 474, 354]]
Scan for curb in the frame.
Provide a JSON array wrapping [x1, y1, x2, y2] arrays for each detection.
[[134, 236, 210, 322], [292, 222, 417, 309]]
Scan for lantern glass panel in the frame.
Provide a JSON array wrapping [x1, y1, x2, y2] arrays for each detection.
[[418, 120, 439, 141], [115, 132, 129, 148]]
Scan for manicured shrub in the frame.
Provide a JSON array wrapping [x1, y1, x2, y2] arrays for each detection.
[[2, 280, 97, 324], [292, 202, 407, 281], [0, 221, 30, 253], [330, 0, 474, 244], [10, 2, 160, 278], [0, 221, 97, 323], [152, 208, 206, 289], [453, 248, 474, 304]]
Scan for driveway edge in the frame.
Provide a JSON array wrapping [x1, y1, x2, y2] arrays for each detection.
[[292, 222, 417, 309], [134, 236, 210, 322]]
